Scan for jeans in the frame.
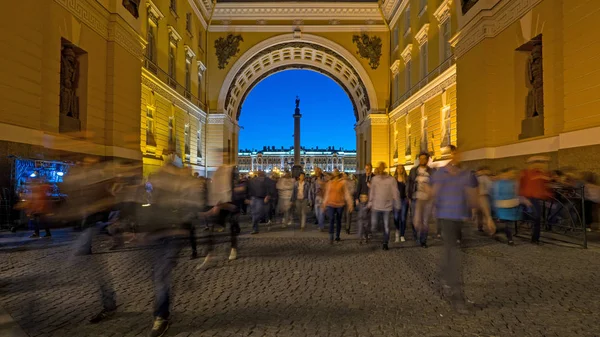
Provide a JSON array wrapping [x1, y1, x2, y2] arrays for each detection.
[[344, 206, 353, 233], [327, 206, 344, 240], [371, 210, 391, 244], [412, 199, 432, 244], [439, 219, 464, 301], [251, 197, 266, 232], [529, 198, 543, 242], [357, 203, 370, 239], [31, 214, 51, 236], [314, 197, 325, 230], [152, 237, 182, 319], [393, 199, 409, 236], [294, 199, 308, 229]]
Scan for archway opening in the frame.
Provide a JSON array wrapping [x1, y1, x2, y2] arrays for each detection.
[[237, 69, 357, 174]]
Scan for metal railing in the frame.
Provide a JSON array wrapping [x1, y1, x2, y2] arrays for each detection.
[[392, 56, 455, 109], [143, 57, 207, 111]]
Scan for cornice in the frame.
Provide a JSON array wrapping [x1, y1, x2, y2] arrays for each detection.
[[168, 25, 183, 42], [414, 23, 430, 46], [146, 0, 165, 21], [208, 24, 388, 33], [389, 0, 409, 30], [433, 0, 452, 25], [108, 19, 146, 59], [367, 113, 389, 126], [184, 44, 196, 59], [390, 59, 401, 75], [188, 0, 208, 29], [452, 0, 543, 59], [389, 64, 456, 121], [212, 3, 382, 21], [197, 60, 206, 72], [401, 44, 413, 63]]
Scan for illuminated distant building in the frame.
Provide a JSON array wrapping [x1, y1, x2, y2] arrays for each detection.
[[238, 146, 357, 173]]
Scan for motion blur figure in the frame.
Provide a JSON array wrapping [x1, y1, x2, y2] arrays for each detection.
[[17, 174, 53, 238]]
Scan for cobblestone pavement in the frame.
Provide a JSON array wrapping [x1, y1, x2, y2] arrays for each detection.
[[2, 220, 600, 337]]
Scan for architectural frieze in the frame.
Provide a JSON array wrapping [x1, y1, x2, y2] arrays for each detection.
[[212, 3, 382, 21]]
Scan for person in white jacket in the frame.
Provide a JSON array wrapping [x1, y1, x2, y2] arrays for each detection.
[[368, 162, 401, 250]]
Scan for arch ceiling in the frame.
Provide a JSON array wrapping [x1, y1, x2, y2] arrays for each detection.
[[218, 34, 378, 122]]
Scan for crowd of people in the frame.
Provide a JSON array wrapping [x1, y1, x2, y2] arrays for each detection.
[[13, 145, 600, 335]]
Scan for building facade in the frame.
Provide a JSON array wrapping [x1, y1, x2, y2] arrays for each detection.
[[1, 0, 599, 198], [238, 147, 357, 174]]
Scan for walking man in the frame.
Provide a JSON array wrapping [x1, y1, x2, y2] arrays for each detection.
[[408, 153, 434, 247], [368, 162, 400, 250], [292, 172, 310, 230]]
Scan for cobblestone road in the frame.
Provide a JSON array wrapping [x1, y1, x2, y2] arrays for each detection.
[[2, 221, 600, 337]]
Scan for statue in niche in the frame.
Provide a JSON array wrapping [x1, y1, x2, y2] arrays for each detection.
[[526, 41, 544, 118], [60, 45, 80, 119], [122, 0, 140, 18]]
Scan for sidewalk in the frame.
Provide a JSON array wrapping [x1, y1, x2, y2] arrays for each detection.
[[0, 228, 77, 251], [0, 307, 28, 337]]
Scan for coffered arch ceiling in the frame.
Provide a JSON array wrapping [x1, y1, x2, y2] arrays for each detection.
[[218, 34, 379, 122]]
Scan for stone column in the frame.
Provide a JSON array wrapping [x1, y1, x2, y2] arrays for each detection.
[[292, 97, 302, 177]]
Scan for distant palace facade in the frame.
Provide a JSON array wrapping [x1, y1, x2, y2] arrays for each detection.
[[238, 146, 357, 174]]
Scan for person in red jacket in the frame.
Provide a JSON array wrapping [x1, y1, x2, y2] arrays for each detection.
[[519, 156, 552, 244]]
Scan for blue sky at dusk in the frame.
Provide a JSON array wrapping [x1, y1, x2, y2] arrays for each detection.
[[239, 70, 356, 151]]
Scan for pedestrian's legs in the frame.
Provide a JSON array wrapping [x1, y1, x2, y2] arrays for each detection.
[[315, 199, 325, 230], [188, 221, 197, 258], [251, 198, 262, 233], [440, 219, 464, 302], [32, 215, 41, 236], [382, 211, 391, 244], [229, 210, 239, 249], [531, 198, 542, 242], [345, 207, 352, 234], [370, 211, 380, 236], [400, 200, 408, 237], [335, 207, 343, 240], [297, 199, 307, 229], [152, 238, 182, 320], [393, 209, 400, 231], [327, 206, 335, 241], [504, 221, 513, 242], [410, 200, 418, 241]]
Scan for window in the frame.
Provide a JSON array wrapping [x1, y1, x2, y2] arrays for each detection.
[[197, 125, 202, 158], [184, 123, 190, 156], [395, 73, 401, 100], [392, 26, 399, 49], [419, 0, 427, 15], [146, 21, 156, 63], [405, 60, 412, 91], [420, 42, 428, 80], [404, 6, 411, 34], [441, 106, 452, 148], [146, 107, 156, 146], [186, 13, 192, 34], [185, 60, 191, 92], [420, 106, 428, 153], [168, 45, 176, 79], [197, 71, 203, 100], [169, 0, 176, 13], [441, 20, 452, 60], [405, 121, 411, 157]]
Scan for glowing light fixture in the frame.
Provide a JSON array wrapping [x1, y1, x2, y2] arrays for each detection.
[[57, 172, 64, 177], [30, 173, 36, 178]]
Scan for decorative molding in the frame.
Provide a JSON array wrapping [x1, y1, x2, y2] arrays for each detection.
[[401, 44, 413, 63], [452, 0, 543, 58], [390, 59, 401, 75], [146, 0, 164, 22], [208, 24, 388, 33], [414, 23, 430, 46], [142, 69, 207, 119], [168, 25, 183, 43], [433, 0, 452, 25], [187, 0, 208, 29], [352, 34, 382, 69], [389, 0, 410, 29], [390, 64, 456, 121], [107, 18, 146, 59], [184, 44, 196, 59], [368, 114, 389, 125], [54, 0, 109, 40], [212, 3, 382, 21], [218, 33, 379, 122], [197, 60, 206, 72]]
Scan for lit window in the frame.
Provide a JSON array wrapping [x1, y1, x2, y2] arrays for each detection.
[[420, 42, 428, 80]]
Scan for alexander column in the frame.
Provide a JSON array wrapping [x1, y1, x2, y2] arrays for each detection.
[[292, 96, 303, 178]]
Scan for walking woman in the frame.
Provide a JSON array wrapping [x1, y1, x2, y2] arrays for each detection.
[[393, 165, 409, 243]]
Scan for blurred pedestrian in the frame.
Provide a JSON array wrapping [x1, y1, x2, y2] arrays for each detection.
[[368, 162, 400, 250]]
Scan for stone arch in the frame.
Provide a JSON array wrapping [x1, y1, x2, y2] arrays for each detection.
[[217, 33, 379, 122]]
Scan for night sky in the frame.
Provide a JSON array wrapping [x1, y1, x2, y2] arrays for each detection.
[[238, 70, 356, 151]]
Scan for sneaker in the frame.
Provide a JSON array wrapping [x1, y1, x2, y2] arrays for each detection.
[[400, 236, 406, 242], [250, 230, 259, 235], [196, 254, 213, 270], [89, 308, 116, 324], [228, 248, 237, 261], [508, 241, 515, 246], [421, 242, 428, 249], [394, 232, 400, 243], [148, 317, 169, 337], [29, 234, 40, 239], [334, 237, 341, 242], [42, 233, 52, 238], [382, 243, 389, 251]]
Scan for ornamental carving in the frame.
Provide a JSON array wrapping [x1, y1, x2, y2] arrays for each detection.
[[214, 34, 244, 69], [352, 34, 382, 69]]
